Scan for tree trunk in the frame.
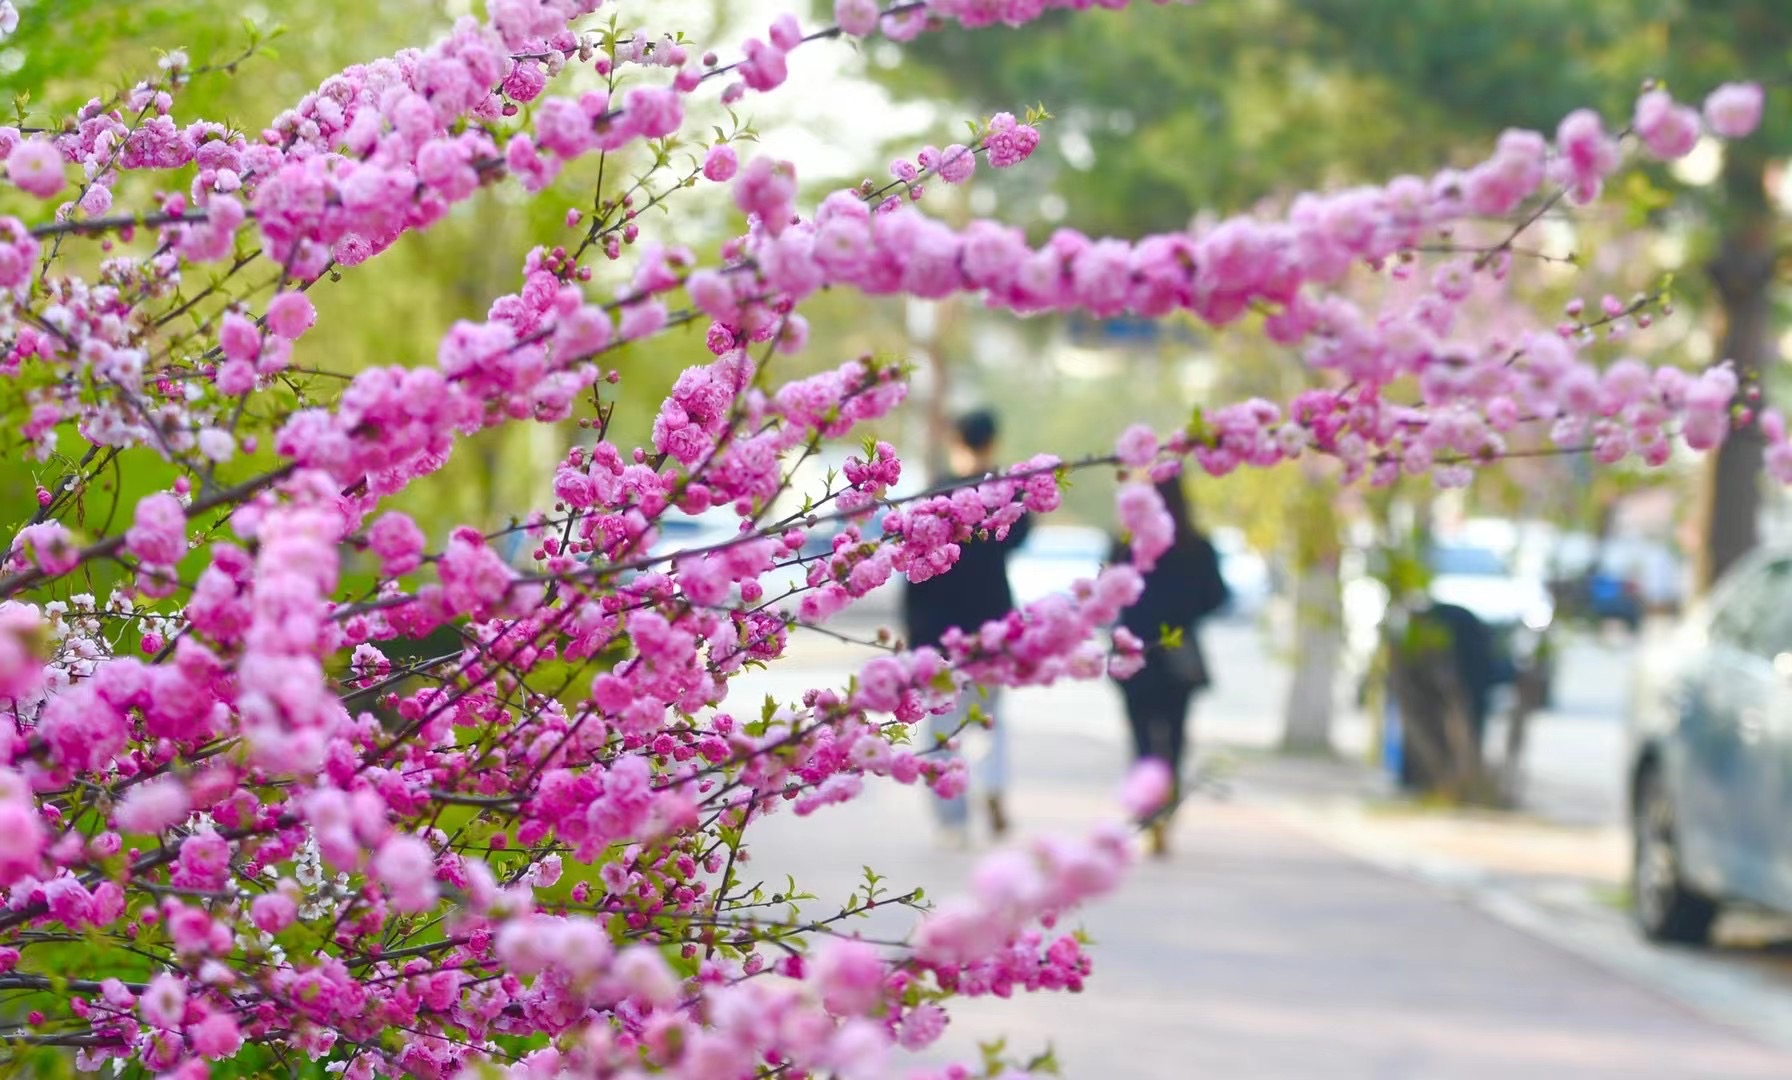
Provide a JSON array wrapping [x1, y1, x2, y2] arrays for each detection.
[[1497, 662, 1549, 809], [1387, 645, 1483, 802], [1281, 466, 1343, 755], [1703, 147, 1776, 588], [922, 347, 950, 481], [1281, 563, 1341, 755], [913, 296, 965, 482]]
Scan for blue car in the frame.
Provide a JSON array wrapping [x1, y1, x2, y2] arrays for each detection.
[[1586, 572, 1644, 630], [1627, 549, 1792, 943]]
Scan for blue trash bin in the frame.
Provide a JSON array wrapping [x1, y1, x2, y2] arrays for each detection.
[[1381, 693, 1404, 785]]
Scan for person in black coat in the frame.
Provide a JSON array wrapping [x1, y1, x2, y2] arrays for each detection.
[[1109, 477, 1228, 855], [901, 410, 1033, 656], [1395, 600, 1514, 793], [903, 409, 1031, 843]]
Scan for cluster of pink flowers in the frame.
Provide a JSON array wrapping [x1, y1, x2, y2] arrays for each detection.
[[861, 0, 1196, 41], [733, 80, 1745, 333], [0, 0, 1772, 1074]]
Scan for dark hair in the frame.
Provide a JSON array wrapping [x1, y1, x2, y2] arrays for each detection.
[[954, 409, 999, 452], [1157, 476, 1200, 550]]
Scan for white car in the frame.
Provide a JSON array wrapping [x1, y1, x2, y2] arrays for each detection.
[[492, 507, 739, 572], [646, 508, 742, 567], [1008, 524, 1109, 608], [1427, 540, 1556, 634], [1341, 534, 1557, 704], [754, 524, 845, 611], [1211, 527, 1272, 619]]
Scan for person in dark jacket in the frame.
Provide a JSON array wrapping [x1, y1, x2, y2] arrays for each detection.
[[903, 409, 1031, 844], [1109, 477, 1228, 856], [1395, 600, 1513, 793]]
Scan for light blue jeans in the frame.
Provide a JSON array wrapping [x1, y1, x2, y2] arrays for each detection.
[[926, 687, 1007, 827]]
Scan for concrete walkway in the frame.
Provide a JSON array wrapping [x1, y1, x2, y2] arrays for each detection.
[[734, 633, 1792, 1078]]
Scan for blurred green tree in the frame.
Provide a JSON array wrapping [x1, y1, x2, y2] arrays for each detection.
[[881, 0, 1791, 588], [1299, 0, 1791, 589], [0, 0, 747, 567], [856, 0, 1788, 760]]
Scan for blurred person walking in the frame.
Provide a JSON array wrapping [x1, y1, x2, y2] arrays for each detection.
[[1110, 477, 1228, 856], [903, 408, 1031, 846]]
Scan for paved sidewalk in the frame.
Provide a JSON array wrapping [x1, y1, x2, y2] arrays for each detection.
[[1239, 754, 1792, 1059], [738, 704, 1792, 1077]]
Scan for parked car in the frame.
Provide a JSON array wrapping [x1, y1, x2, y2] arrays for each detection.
[[1588, 538, 1687, 629], [1429, 539, 1554, 623], [1627, 548, 1792, 944], [1426, 537, 1556, 696], [1341, 535, 1556, 707], [753, 524, 841, 609], [1210, 527, 1273, 619], [495, 507, 740, 572], [1008, 524, 1108, 609], [1544, 533, 1687, 630], [647, 508, 741, 563], [754, 514, 909, 620]]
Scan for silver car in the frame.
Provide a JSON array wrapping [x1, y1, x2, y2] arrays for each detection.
[[1627, 548, 1792, 943]]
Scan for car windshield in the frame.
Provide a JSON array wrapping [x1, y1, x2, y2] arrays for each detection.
[[1021, 528, 1107, 560], [1429, 544, 1508, 578], [1597, 540, 1671, 574], [652, 512, 736, 553]]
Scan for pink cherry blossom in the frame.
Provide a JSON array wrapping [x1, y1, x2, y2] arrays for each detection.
[[1120, 757, 1174, 819], [368, 511, 427, 575], [139, 972, 187, 1030], [265, 291, 317, 340], [1115, 424, 1159, 468], [0, 0, 1767, 1071], [1116, 483, 1173, 571], [734, 156, 798, 235], [1634, 89, 1701, 160], [12, 522, 77, 575], [812, 938, 887, 1016], [125, 492, 187, 567], [702, 143, 739, 183], [1704, 81, 1765, 139], [372, 834, 440, 913], [836, 0, 881, 36], [249, 890, 297, 935], [6, 138, 62, 198], [115, 776, 192, 834]]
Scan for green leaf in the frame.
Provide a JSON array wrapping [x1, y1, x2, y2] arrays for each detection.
[[1185, 406, 1214, 448], [1024, 1047, 1062, 1075], [979, 1038, 1009, 1073], [1618, 171, 1675, 228]]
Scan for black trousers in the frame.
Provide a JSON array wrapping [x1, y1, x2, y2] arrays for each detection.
[[1120, 666, 1197, 786]]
